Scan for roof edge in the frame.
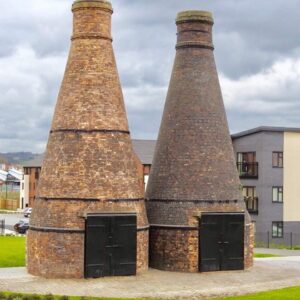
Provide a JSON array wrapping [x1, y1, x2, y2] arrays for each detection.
[[231, 126, 300, 139]]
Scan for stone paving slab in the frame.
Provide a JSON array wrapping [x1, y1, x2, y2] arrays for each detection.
[[1, 258, 300, 299]]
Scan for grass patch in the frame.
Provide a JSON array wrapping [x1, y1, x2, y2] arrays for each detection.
[[254, 253, 280, 258], [0, 236, 26, 267], [0, 292, 160, 300], [213, 286, 300, 299]]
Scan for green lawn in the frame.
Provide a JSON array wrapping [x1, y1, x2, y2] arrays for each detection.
[[213, 286, 300, 299], [0, 292, 159, 300], [0, 236, 26, 267], [254, 253, 280, 258], [2, 287, 300, 300]]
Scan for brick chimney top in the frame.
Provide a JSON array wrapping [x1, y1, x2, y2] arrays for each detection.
[[176, 10, 214, 50], [176, 10, 213, 24], [72, 0, 112, 12]]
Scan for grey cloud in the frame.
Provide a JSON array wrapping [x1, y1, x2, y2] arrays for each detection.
[[0, 0, 300, 152]]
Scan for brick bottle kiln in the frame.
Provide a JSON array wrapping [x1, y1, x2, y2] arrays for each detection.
[[146, 11, 254, 272], [27, 0, 149, 279]]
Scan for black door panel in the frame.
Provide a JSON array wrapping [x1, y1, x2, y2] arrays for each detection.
[[200, 214, 244, 272], [85, 215, 137, 278]]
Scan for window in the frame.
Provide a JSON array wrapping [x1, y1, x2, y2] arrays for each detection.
[[237, 152, 258, 178], [237, 152, 256, 163], [272, 187, 283, 202], [35, 170, 39, 180], [243, 186, 258, 213], [243, 186, 256, 198], [272, 152, 283, 168], [272, 222, 283, 238]]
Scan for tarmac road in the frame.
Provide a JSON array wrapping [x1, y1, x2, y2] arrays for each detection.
[[0, 213, 25, 231]]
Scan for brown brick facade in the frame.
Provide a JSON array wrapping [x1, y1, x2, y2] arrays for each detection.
[[23, 166, 41, 207], [27, 0, 149, 278], [146, 11, 253, 272]]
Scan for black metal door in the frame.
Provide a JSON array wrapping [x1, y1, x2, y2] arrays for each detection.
[[200, 214, 244, 272], [85, 214, 137, 278]]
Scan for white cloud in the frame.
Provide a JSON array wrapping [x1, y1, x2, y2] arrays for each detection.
[[221, 57, 300, 112]]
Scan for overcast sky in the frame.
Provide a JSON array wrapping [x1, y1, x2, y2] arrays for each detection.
[[0, 0, 300, 153]]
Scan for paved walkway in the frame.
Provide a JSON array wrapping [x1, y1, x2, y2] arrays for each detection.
[[255, 247, 300, 256], [1, 257, 300, 299]]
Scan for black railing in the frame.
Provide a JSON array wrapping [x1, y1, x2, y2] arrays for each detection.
[[237, 162, 258, 179], [245, 197, 258, 214], [255, 231, 300, 249], [0, 219, 4, 235]]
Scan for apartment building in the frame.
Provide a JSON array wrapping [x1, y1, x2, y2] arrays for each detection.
[[232, 126, 300, 246], [19, 157, 42, 209]]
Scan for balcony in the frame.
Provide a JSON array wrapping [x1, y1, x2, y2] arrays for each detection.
[[237, 162, 258, 179], [245, 197, 258, 214]]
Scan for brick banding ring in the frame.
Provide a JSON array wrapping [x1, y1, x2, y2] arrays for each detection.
[[37, 197, 144, 202], [29, 226, 85, 234], [177, 29, 210, 34], [176, 41, 214, 50], [137, 226, 150, 232], [150, 224, 198, 230], [146, 199, 240, 204], [30, 226, 149, 233], [71, 34, 113, 41], [50, 129, 130, 135]]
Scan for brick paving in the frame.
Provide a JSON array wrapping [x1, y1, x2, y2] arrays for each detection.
[[1, 258, 300, 299]]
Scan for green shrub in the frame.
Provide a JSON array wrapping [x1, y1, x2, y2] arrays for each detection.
[[43, 295, 54, 300], [0, 292, 6, 300], [7, 294, 21, 300], [30, 295, 41, 300], [59, 296, 69, 300]]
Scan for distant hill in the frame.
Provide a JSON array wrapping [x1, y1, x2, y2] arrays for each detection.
[[0, 152, 42, 165]]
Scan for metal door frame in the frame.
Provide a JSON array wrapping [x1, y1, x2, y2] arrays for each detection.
[[199, 212, 245, 272], [84, 213, 137, 278]]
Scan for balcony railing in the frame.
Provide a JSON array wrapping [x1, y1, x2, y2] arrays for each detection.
[[237, 162, 258, 179], [245, 197, 258, 214]]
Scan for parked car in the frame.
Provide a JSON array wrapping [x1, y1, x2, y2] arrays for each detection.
[[24, 207, 32, 218], [14, 219, 29, 234]]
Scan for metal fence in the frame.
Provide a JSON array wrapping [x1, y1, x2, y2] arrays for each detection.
[[255, 231, 300, 249], [0, 219, 4, 235]]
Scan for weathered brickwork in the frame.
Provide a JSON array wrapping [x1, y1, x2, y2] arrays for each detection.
[[27, 0, 149, 278], [137, 230, 149, 272], [150, 228, 198, 272], [244, 222, 254, 269], [146, 11, 253, 272], [27, 230, 84, 279]]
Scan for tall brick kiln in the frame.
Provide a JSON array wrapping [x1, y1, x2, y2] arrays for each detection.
[[27, 0, 149, 279], [146, 11, 253, 272]]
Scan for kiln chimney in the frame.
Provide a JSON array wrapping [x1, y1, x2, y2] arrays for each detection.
[[27, 0, 149, 279], [146, 11, 253, 272]]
